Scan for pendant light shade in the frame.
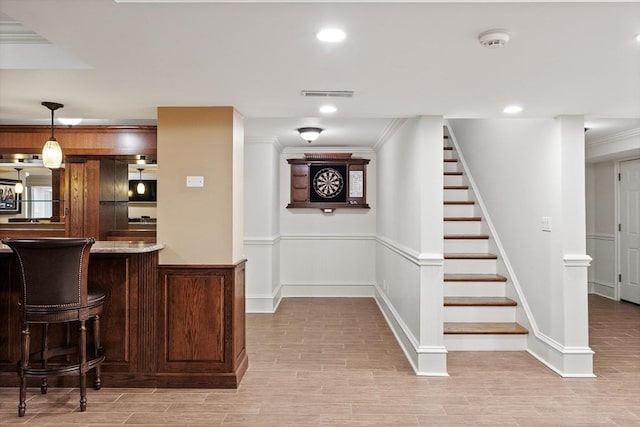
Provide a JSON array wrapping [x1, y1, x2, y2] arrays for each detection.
[[14, 168, 24, 195], [136, 168, 145, 195], [41, 102, 64, 169]]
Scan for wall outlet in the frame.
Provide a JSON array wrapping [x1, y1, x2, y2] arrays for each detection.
[[541, 216, 552, 232]]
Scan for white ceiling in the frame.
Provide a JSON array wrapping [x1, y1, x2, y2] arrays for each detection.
[[0, 1, 639, 147]]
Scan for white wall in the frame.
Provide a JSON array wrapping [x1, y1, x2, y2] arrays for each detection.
[[279, 147, 377, 299], [585, 161, 616, 299], [244, 143, 377, 311], [375, 116, 446, 376], [244, 140, 281, 312], [449, 119, 557, 327], [448, 118, 593, 377]]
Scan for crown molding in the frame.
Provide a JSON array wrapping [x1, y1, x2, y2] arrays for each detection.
[[587, 128, 640, 146]]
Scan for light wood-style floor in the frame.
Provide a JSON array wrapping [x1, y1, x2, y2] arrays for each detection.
[[1, 295, 638, 426]]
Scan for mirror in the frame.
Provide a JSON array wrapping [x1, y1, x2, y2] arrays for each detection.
[[127, 163, 157, 224], [0, 162, 56, 223]]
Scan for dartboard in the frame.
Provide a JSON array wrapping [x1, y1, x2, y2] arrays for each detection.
[[312, 167, 344, 198]]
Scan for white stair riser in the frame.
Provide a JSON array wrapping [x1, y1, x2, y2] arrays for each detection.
[[444, 306, 516, 322], [444, 221, 481, 234], [444, 204, 475, 217], [444, 334, 527, 351], [444, 189, 469, 201], [444, 162, 459, 173], [444, 150, 455, 159], [444, 258, 497, 274], [444, 239, 489, 253], [444, 176, 465, 187], [444, 282, 506, 297]]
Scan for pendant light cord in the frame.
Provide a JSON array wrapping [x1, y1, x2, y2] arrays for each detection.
[[50, 107, 55, 140]]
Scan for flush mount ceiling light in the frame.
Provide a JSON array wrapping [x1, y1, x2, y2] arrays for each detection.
[[14, 168, 24, 194], [317, 28, 346, 43], [503, 105, 523, 114], [298, 127, 323, 143], [136, 168, 146, 195], [479, 29, 510, 48], [319, 105, 337, 114], [58, 118, 82, 127], [41, 101, 64, 169], [635, 34, 640, 42]]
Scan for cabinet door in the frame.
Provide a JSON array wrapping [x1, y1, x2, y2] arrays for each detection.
[[291, 164, 309, 203]]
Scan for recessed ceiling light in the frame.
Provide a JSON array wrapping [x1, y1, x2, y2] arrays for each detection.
[[319, 105, 337, 114], [635, 34, 640, 42], [503, 105, 523, 114], [58, 118, 82, 126], [317, 28, 346, 43]]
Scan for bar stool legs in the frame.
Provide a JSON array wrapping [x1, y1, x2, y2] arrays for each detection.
[[40, 324, 49, 395], [18, 324, 29, 418], [93, 315, 102, 391]]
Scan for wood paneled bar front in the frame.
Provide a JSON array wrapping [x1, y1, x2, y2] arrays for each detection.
[[0, 125, 248, 389], [0, 241, 247, 389]]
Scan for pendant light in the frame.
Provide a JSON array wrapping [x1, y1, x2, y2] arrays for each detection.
[[136, 168, 145, 194], [14, 168, 24, 194], [41, 101, 64, 169]]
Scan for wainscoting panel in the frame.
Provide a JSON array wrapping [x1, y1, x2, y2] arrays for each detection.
[[244, 237, 281, 313], [587, 234, 616, 299], [279, 235, 376, 296]]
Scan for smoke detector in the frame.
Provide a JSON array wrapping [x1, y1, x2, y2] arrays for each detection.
[[478, 29, 510, 48]]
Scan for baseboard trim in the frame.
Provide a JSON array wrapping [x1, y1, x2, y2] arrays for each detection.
[[246, 286, 283, 313], [374, 288, 448, 377], [526, 335, 595, 378]]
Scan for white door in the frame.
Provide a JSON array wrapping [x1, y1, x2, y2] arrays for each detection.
[[619, 159, 640, 304]]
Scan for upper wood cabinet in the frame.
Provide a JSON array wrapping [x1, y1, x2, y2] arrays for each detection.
[[286, 153, 369, 212]]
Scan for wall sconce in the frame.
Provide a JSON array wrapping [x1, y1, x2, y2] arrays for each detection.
[[298, 127, 323, 144], [41, 102, 64, 169], [14, 168, 24, 194], [136, 168, 146, 194]]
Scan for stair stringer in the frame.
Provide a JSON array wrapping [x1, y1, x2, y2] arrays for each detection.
[[445, 121, 595, 377]]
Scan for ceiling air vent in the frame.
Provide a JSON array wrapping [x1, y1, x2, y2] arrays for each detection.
[[301, 90, 354, 98]]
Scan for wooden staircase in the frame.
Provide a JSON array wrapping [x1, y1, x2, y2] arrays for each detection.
[[443, 139, 528, 350]]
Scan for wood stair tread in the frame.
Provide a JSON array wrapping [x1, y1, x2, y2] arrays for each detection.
[[444, 297, 516, 307], [444, 201, 474, 205], [444, 274, 507, 282], [444, 172, 463, 176], [444, 185, 469, 190], [444, 234, 489, 240], [444, 217, 481, 221], [444, 159, 458, 163], [444, 146, 453, 150], [444, 322, 528, 335], [444, 253, 497, 259]]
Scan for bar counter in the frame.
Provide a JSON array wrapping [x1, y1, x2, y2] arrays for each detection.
[[0, 241, 248, 389]]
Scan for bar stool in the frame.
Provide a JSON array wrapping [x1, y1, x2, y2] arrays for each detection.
[[2, 237, 105, 417]]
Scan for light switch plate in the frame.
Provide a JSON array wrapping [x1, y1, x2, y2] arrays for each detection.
[[541, 216, 552, 232], [186, 176, 204, 187]]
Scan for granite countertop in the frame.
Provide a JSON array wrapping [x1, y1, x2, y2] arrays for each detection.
[[0, 240, 164, 254]]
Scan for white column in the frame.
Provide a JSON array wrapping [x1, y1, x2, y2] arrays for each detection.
[[557, 115, 594, 376], [416, 116, 447, 375]]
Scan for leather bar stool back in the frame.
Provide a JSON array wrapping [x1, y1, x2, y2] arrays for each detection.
[[2, 237, 105, 417]]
